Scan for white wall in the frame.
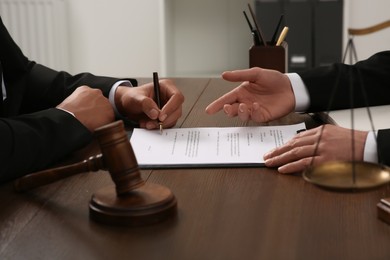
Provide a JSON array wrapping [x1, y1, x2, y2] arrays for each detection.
[[2, 0, 389, 78], [330, 0, 390, 130], [66, 0, 165, 77], [65, 0, 389, 77], [343, 0, 390, 62], [164, 0, 251, 77], [65, 0, 251, 78]]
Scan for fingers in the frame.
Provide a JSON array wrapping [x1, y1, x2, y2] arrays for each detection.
[[206, 68, 263, 115], [277, 157, 321, 174], [141, 98, 160, 120], [139, 108, 181, 129], [223, 104, 239, 117], [207, 101, 260, 123], [263, 129, 321, 174], [160, 92, 184, 121], [206, 68, 261, 115], [206, 72, 260, 115], [57, 86, 114, 132], [136, 79, 184, 129], [264, 129, 318, 159], [222, 67, 261, 83], [265, 143, 318, 169], [205, 90, 240, 115], [206, 80, 258, 116], [157, 79, 184, 125], [238, 103, 250, 121]]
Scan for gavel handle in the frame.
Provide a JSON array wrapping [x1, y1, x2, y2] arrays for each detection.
[[14, 154, 105, 192]]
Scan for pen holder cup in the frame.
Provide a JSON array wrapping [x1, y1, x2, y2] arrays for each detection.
[[249, 41, 288, 73]]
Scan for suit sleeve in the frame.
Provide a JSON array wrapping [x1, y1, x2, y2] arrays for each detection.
[[20, 63, 136, 114], [298, 51, 390, 112], [0, 61, 139, 182], [0, 108, 92, 182], [377, 129, 390, 165], [0, 63, 139, 182]]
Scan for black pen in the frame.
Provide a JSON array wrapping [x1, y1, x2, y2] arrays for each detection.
[[153, 72, 163, 134], [247, 3, 267, 46], [271, 14, 284, 45], [243, 11, 261, 46]]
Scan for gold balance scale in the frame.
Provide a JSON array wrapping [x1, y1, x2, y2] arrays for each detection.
[[301, 35, 390, 224]]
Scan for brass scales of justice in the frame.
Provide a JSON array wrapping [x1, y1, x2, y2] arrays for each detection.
[[301, 33, 390, 224]]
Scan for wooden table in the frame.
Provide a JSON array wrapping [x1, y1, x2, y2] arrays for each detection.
[[1, 78, 389, 260]]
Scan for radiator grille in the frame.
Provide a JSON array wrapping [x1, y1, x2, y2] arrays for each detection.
[[0, 0, 69, 70]]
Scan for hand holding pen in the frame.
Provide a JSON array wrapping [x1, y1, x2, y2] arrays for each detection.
[[150, 72, 184, 132], [112, 75, 184, 130]]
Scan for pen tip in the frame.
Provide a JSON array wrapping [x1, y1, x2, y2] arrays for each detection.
[[159, 123, 163, 134]]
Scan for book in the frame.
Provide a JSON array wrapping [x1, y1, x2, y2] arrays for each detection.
[[129, 122, 306, 168]]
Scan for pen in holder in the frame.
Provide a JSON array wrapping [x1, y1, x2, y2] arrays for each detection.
[[249, 41, 288, 73]]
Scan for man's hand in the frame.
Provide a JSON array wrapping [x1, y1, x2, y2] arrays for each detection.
[[115, 79, 184, 129], [56, 86, 115, 132], [206, 67, 295, 122], [263, 124, 368, 174]]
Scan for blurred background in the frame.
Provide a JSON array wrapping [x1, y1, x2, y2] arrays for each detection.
[[0, 0, 389, 78]]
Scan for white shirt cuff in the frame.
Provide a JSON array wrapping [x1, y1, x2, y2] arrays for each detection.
[[108, 80, 133, 116], [56, 107, 75, 117], [363, 131, 378, 163], [286, 73, 310, 112]]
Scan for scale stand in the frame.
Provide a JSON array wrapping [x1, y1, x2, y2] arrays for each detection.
[[300, 35, 390, 224]]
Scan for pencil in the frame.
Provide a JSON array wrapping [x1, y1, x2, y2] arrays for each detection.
[[276, 26, 289, 46], [153, 72, 163, 134]]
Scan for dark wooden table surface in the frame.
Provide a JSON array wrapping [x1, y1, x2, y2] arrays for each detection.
[[1, 78, 389, 260]]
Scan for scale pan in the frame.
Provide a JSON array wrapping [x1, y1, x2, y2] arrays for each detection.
[[302, 161, 390, 190]]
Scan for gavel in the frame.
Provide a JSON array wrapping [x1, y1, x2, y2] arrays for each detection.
[[14, 120, 177, 226], [14, 154, 105, 192]]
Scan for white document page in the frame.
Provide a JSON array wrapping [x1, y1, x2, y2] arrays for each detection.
[[129, 122, 306, 168]]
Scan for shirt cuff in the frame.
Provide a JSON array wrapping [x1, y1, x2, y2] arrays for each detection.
[[363, 131, 378, 163], [286, 73, 310, 112], [108, 80, 133, 116], [56, 107, 75, 117]]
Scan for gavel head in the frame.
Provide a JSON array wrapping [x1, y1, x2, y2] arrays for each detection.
[[94, 120, 144, 195]]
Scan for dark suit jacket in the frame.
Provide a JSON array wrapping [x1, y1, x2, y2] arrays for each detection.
[[298, 51, 390, 164], [0, 17, 136, 182]]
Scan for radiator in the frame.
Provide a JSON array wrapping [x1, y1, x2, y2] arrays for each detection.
[[0, 0, 69, 71]]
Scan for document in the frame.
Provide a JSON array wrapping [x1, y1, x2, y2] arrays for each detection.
[[129, 122, 306, 168]]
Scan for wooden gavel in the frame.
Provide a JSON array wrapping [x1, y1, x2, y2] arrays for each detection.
[[14, 154, 105, 192], [14, 120, 177, 226], [14, 120, 143, 193]]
